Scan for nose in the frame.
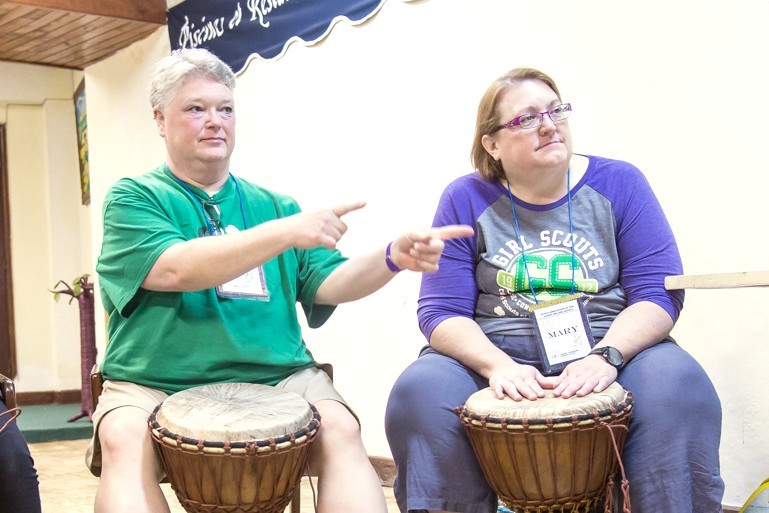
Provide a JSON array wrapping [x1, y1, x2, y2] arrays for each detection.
[[204, 108, 222, 128], [538, 113, 557, 133]]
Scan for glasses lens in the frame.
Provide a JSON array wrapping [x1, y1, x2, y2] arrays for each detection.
[[203, 201, 221, 221], [518, 113, 541, 129], [549, 104, 571, 121], [202, 200, 222, 232]]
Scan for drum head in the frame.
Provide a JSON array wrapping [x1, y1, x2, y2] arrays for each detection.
[[154, 382, 313, 442], [464, 381, 628, 421]]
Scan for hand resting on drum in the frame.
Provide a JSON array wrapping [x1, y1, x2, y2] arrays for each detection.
[[552, 355, 618, 399], [488, 362, 557, 401], [489, 356, 618, 402]]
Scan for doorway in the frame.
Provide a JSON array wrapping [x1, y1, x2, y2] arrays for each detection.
[[0, 124, 17, 379]]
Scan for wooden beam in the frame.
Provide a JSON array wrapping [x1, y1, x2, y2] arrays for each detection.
[[8, 0, 166, 25], [665, 270, 769, 290]]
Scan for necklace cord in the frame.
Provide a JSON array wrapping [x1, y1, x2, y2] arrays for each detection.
[[172, 170, 249, 234]]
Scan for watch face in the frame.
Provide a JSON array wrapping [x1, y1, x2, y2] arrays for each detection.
[[591, 346, 624, 368], [604, 347, 624, 367]]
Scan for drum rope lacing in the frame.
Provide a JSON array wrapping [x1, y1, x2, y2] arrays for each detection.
[[301, 455, 321, 513], [0, 406, 20, 434], [149, 408, 321, 454], [602, 423, 631, 513]]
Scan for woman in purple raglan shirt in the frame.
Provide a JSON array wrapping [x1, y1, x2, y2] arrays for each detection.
[[385, 68, 724, 513]]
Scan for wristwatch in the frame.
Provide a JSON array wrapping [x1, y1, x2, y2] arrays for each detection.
[[588, 346, 624, 369]]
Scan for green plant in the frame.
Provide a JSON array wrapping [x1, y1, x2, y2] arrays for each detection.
[[50, 273, 92, 303], [49, 273, 96, 422]]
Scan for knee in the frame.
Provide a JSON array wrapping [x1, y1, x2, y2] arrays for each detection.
[[309, 401, 365, 473], [99, 409, 150, 454], [99, 409, 167, 483], [315, 401, 361, 447], [619, 343, 721, 423], [387, 354, 476, 418], [0, 432, 36, 478]]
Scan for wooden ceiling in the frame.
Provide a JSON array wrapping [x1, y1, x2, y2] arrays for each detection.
[[0, 0, 167, 70]]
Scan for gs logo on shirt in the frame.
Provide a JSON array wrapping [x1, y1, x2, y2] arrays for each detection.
[[495, 248, 599, 304]]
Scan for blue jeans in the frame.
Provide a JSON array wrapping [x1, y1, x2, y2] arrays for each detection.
[[0, 403, 42, 513]]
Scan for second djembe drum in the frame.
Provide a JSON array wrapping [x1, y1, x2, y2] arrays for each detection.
[[457, 382, 633, 513]]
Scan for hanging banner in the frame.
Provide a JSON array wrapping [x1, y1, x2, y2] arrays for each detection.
[[167, 0, 387, 75]]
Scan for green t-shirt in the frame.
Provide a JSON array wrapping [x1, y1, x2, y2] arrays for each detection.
[[97, 166, 347, 394]]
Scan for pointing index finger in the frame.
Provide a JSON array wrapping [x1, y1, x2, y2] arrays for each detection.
[[431, 224, 475, 241], [331, 201, 367, 218]]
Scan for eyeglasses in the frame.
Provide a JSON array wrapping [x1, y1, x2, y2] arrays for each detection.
[[202, 199, 223, 234], [492, 103, 572, 133]]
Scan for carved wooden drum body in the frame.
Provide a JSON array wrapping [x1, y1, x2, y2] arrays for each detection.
[[148, 383, 320, 513], [457, 382, 633, 513]]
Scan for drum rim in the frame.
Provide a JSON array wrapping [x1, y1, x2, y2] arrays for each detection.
[[148, 403, 321, 451], [457, 392, 633, 427]]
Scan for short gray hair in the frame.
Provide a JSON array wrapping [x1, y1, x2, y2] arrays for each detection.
[[149, 48, 236, 111]]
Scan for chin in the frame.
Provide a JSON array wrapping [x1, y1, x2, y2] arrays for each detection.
[[199, 151, 232, 162], [540, 152, 569, 167]]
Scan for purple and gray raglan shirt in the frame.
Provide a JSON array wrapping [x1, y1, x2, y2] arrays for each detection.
[[418, 155, 684, 359]]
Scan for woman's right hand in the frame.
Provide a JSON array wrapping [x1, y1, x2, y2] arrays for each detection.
[[489, 363, 556, 401]]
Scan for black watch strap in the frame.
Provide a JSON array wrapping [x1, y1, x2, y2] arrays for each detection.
[[588, 346, 624, 369]]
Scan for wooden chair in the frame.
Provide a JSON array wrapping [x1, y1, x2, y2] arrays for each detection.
[[0, 372, 16, 410], [90, 363, 333, 513]]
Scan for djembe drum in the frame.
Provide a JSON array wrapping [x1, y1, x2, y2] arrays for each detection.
[[457, 382, 633, 513], [148, 383, 320, 513]]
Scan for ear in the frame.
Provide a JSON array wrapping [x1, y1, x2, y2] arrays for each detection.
[[154, 108, 166, 137], [481, 134, 500, 161]]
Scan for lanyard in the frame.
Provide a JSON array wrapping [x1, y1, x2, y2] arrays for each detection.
[[173, 171, 249, 235], [506, 168, 576, 304]]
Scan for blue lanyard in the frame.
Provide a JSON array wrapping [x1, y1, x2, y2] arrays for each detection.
[[506, 168, 576, 304], [173, 171, 249, 235]]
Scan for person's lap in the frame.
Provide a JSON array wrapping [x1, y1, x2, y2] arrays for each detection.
[[386, 341, 724, 513]]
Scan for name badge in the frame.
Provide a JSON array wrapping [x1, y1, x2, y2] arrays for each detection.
[[530, 293, 595, 375], [212, 225, 270, 301], [216, 266, 270, 300]]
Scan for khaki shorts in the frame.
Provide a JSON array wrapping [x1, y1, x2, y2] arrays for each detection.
[[85, 365, 352, 477]]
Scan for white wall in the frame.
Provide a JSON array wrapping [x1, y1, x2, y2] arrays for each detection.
[[84, 0, 769, 508], [0, 61, 90, 392]]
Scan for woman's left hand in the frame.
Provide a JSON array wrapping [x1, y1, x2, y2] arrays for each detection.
[[390, 225, 474, 273], [552, 355, 618, 399]]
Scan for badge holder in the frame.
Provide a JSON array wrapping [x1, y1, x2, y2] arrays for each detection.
[[530, 293, 595, 375], [199, 226, 270, 301], [216, 265, 270, 301]]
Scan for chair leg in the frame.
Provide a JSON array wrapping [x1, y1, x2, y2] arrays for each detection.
[[90, 364, 103, 411]]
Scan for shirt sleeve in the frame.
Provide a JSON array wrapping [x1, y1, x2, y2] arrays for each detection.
[[296, 245, 348, 328], [417, 175, 488, 341], [597, 161, 685, 321], [97, 179, 187, 316]]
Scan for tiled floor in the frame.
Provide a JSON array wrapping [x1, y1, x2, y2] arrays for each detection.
[[28, 438, 399, 512]]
